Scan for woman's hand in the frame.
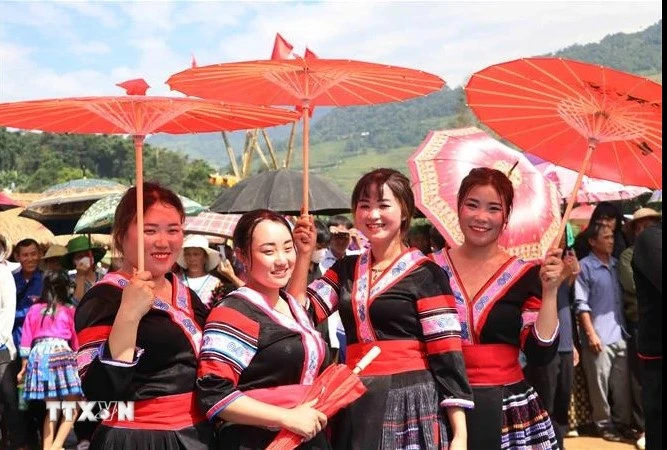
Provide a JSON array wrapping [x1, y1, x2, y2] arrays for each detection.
[[217, 259, 236, 278], [16, 367, 26, 384], [117, 270, 155, 322], [540, 248, 564, 291], [279, 399, 327, 442], [292, 215, 316, 256]]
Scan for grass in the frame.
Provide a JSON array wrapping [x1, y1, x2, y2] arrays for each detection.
[[276, 141, 416, 194]]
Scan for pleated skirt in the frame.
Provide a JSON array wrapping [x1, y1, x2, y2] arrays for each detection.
[[24, 337, 82, 400]]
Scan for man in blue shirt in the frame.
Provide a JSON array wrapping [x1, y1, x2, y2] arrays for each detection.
[[9, 238, 44, 450], [575, 224, 631, 442]]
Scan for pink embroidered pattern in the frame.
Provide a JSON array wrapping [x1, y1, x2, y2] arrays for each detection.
[[352, 249, 428, 343]]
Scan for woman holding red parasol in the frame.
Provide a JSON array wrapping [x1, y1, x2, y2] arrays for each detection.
[[196, 209, 330, 449], [75, 183, 212, 449]]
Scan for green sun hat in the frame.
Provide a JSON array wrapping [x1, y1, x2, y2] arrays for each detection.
[[63, 235, 106, 270]]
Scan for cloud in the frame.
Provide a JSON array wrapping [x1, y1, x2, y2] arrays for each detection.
[[0, 1, 661, 102]]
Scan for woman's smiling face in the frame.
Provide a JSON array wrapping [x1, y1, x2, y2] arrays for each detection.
[[458, 184, 506, 248], [240, 219, 296, 290]]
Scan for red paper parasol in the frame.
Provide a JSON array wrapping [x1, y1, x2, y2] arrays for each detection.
[[265, 346, 380, 450], [465, 57, 662, 245], [166, 47, 444, 212], [0, 79, 299, 270]]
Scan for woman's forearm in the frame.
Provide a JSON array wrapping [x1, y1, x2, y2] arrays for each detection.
[[219, 395, 288, 429], [286, 252, 312, 306], [534, 288, 559, 340], [447, 406, 467, 440], [107, 312, 141, 362]]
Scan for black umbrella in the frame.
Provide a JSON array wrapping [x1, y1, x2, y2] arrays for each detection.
[[210, 169, 350, 215]]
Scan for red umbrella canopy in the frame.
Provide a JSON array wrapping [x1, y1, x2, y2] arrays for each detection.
[[166, 58, 444, 108], [0, 79, 300, 270], [465, 57, 662, 189], [0, 82, 301, 135], [166, 58, 444, 212], [408, 127, 562, 261]]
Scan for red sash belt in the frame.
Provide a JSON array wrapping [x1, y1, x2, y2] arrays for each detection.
[[462, 344, 524, 386], [346, 341, 429, 376], [244, 384, 310, 409], [103, 392, 206, 430]]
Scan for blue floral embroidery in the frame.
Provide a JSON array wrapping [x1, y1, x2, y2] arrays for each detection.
[[358, 305, 366, 321], [475, 297, 488, 312], [182, 318, 197, 334], [460, 323, 470, 340], [392, 261, 407, 275], [153, 300, 169, 310], [498, 272, 511, 285]]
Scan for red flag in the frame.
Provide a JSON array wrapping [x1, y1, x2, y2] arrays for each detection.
[[304, 47, 318, 60], [271, 33, 294, 60], [115, 78, 150, 96], [191, 54, 198, 68]]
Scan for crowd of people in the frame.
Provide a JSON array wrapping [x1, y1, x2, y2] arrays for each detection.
[[0, 168, 662, 450]]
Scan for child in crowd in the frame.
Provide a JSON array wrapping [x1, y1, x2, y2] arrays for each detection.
[[18, 270, 82, 450]]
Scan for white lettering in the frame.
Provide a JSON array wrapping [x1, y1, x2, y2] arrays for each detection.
[[45, 401, 60, 422], [44, 401, 135, 422], [61, 401, 77, 421], [78, 401, 97, 422], [118, 401, 134, 421]]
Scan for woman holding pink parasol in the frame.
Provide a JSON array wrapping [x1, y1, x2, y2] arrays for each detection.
[[429, 168, 565, 449]]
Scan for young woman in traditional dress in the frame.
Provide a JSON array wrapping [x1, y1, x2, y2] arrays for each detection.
[[196, 209, 330, 449], [18, 270, 82, 450], [74, 183, 212, 449], [429, 167, 565, 449], [290, 168, 473, 450]]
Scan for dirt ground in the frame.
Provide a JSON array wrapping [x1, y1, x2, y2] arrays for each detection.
[[565, 435, 637, 450]]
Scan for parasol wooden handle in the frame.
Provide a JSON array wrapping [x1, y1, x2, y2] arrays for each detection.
[[352, 346, 381, 375]]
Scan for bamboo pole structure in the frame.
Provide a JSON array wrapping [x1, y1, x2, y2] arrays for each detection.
[[284, 122, 297, 168], [261, 129, 279, 169], [221, 131, 240, 178]]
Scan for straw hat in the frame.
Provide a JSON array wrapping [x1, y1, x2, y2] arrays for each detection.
[[177, 235, 221, 272], [631, 207, 661, 222], [42, 244, 67, 260]]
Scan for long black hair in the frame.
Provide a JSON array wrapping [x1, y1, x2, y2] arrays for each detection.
[[39, 270, 73, 324]]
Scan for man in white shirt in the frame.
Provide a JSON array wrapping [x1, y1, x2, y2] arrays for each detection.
[[318, 216, 362, 363], [0, 234, 18, 447]]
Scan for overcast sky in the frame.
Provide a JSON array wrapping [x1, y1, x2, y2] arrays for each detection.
[[0, 0, 662, 102]]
